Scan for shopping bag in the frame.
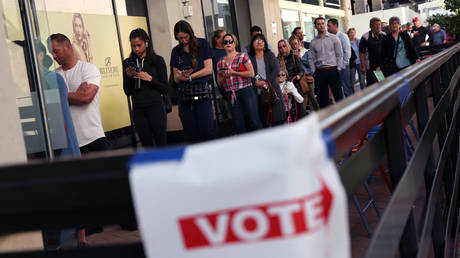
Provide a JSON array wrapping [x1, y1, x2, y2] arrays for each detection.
[[129, 113, 350, 258]]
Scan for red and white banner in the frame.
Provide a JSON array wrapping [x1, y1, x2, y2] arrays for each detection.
[[129, 114, 350, 258]]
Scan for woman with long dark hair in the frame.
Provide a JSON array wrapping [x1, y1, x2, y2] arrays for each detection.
[[123, 28, 168, 147], [170, 20, 215, 142], [248, 34, 285, 126]]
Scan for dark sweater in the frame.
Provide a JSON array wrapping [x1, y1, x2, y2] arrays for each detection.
[[249, 51, 286, 123], [382, 31, 419, 66], [123, 54, 168, 108]]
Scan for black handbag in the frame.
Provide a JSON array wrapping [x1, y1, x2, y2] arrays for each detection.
[[261, 80, 280, 105], [382, 35, 400, 76], [182, 83, 211, 104]]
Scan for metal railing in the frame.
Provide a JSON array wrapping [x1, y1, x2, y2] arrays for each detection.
[[0, 44, 458, 257], [318, 42, 460, 257]]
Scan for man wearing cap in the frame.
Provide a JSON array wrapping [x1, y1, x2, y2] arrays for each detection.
[[431, 24, 447, 45], [411, 17, 432, 47]]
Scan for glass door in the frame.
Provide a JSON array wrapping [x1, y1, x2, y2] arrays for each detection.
[[3, 0, 70, 160]]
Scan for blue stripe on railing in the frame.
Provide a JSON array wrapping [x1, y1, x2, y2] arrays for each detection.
[[128, 147, 185, 167], [392, 73, 411, 105], [322, 128, 336, 158]]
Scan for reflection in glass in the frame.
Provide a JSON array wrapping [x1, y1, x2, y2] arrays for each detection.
[[202, 0, 234, 40], [281, 9, 300, 40], [302, 13, 318, 42]]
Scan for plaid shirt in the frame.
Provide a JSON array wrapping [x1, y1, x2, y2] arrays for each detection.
[[217, 52, 252, 98]]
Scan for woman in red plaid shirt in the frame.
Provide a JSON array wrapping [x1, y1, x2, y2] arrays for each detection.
[[217, 34, 263, 133]]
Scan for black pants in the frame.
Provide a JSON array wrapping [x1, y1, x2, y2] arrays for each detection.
[[366, 69, 378, 86], [133, 104, 167, 147], [313, 68, 343, 108], [80, 137, 110, 154]]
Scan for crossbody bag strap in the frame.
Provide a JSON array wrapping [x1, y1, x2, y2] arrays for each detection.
[[393, 34, 401, 59]]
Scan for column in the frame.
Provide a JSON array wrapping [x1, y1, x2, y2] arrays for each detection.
[[248, 0, 282, 54]]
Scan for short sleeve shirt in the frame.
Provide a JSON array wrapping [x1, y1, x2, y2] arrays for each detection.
[[56, 60, 104, 147], [217, 52, 252, 92], [359, 31, 385, 70], [170, 38, 213, 85]]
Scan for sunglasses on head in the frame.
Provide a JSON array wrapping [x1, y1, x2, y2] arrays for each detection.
[[223, 39, 234, 45]]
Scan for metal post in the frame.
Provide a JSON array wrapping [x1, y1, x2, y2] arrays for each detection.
[[383, 105, 407, 187], [19, 0, 54, 160], [111, 0, 137, 148], [399, 210, 419, 257]]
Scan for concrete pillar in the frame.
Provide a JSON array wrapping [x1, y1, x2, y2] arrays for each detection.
[[354, 0, 367, 14], [146, 0, 205, 69], [248, 0, 282, 55], [371, 0, 383, 11], [0, 0, 43, 252], [342, 0, 353, 30]]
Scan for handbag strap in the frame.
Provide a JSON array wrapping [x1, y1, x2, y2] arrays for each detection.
[[393, 34, 401, 59]]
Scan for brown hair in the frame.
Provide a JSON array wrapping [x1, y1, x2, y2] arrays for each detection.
[[211, 29, 225, 48], [174, 20, 200, 69]]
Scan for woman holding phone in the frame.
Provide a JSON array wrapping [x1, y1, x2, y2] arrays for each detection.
[[216, 33, 262, 133], [123, 28, 168, 147], [170, 20, 215, 142]]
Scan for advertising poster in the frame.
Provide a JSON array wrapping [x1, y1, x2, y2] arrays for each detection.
[[45, 12, 130, 132]]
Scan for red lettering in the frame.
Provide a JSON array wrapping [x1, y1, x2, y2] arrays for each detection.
[[178, 180, 333, 250]]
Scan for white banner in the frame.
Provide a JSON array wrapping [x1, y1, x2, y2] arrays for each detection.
[[129, 114, 350, 258]]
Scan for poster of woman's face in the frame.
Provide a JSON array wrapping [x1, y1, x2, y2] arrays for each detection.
[[72, 13, 93, 63]]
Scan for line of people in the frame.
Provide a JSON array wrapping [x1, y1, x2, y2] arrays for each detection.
[[120, 17, 426, 146]]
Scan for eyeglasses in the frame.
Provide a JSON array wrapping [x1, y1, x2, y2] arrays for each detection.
[[255, 39, 264, 43], [223, 39, 234, 45], [278, 74, 287, 77]]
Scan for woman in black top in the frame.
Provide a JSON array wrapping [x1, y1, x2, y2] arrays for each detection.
[[123, 28, 168, 147]]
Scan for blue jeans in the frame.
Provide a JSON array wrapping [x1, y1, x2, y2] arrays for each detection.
[[178, 94, 215, 142], [228, 87, 263, 133], [350, 66, 365, 90], [340, 65, 353, 97]]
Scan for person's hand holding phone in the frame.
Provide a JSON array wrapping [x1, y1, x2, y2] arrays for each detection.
[[126, 66, 136, 78]]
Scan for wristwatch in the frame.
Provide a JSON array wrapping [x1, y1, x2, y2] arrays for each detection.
[[189, 75, 193, 82]]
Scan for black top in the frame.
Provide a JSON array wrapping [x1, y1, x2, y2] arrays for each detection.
[[382, 31, 419, 67], [282, 51, 304, 81], [412, 25, 432, 47], [359, 30, 386, 70], [170, 38, 213, 86], [123, 54, 168, 108]]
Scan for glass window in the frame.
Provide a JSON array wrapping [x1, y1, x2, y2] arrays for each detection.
[[281, 9, 300, 40], [301, 0, 320, 5], [302, 13, 318, 42], [324, 0, 341, 9], [325, 15, 345, 32], [202, 0, 235, 43]]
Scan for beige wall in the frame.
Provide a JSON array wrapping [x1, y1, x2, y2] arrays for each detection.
[[0, 0, 43, 252], [248, 0, 282, 55]]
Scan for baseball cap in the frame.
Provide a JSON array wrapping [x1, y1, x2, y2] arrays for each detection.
[[412, 17, 419, 22]]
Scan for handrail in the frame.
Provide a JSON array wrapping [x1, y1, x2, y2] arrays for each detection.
[[318, 43, 460, 156]]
